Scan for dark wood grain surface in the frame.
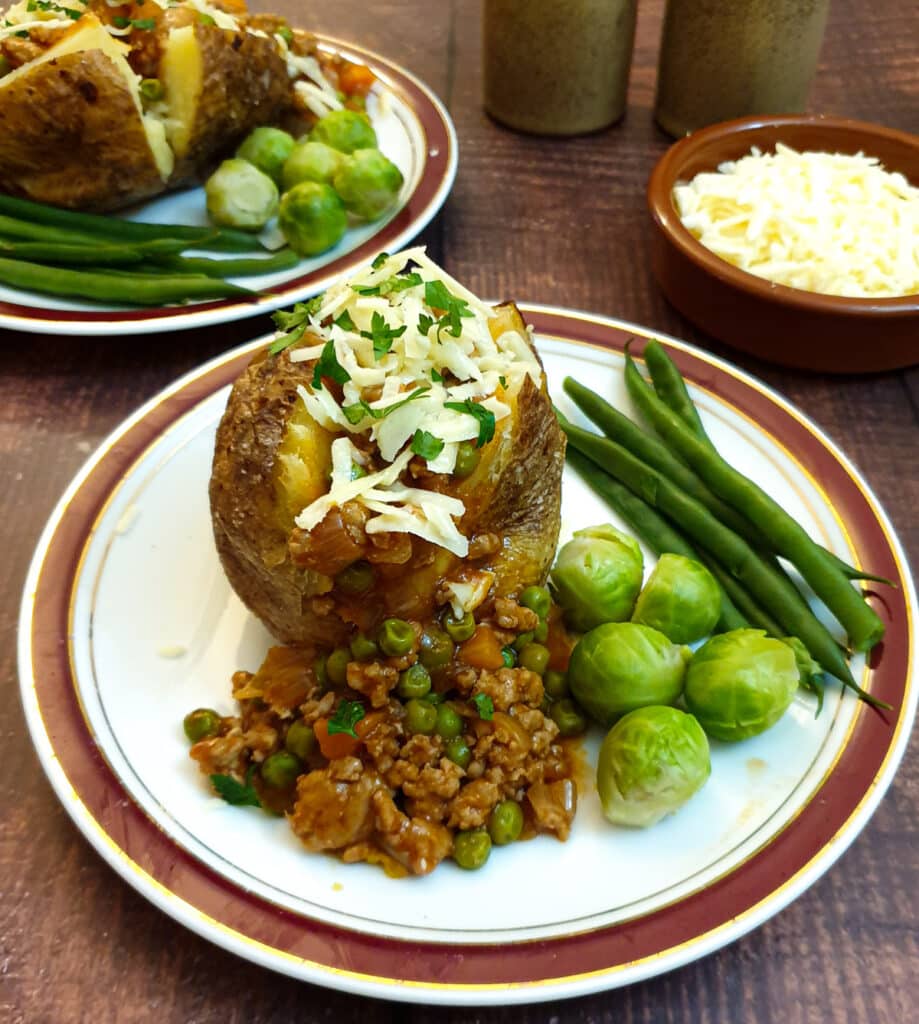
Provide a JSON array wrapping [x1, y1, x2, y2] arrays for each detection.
[[2, 1, 918, 1021]]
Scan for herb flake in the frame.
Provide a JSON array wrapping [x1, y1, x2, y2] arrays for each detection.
[[210, 766, 261, 807], [471, 693, 494, 721], [444, 398, 496, 447], [328, 700, 365, 739], [411, 429, 444, 460], [424, 279, 474, 338], [361, 310, 407, 360], [311, 340, 351, 389], [341, 385, 430, 425]]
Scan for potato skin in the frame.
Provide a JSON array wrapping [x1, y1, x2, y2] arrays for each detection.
[[166, 19, 290, 184], [0, 51, 167, 212], [210, 306, 565, 647]]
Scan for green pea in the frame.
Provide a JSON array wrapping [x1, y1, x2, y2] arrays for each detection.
[[397, 663, 432, 699], [183, 708, 221, 743], [533, 618, 549, 644], [378, 617, 414, 657], [435, 703, 463, 740], [453, 440, 480, 479], [487, 800, 524, 846], [261, 750, 302, 788], [443, 609, 475, 642], [550, 698, 588, 737], [139, 77, 163, 102], [327, 647, 350, 685], [445, 737, 472, 768], [513, 630, 534, 652], [313, 655, 329, 691], [423, 691, 445, 704], [419, 626, 454, 671], [501, 646, 517, 668], [543, 669, 569, 701], [453, 829, 492, 870], [285, 720, 316, 760], [336, 560, 374, 595], [405, 698, 437, 735], [350, 633, 378, 662], [519, 585, 551, 619], [518, 643, 550, 675]]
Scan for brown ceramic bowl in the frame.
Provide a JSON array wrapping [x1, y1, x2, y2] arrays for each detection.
[[647, 115, 919, 373]]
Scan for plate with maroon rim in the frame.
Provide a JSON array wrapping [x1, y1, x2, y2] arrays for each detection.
[[0, 36, 456, 337], [18, 306, 916, 1005]]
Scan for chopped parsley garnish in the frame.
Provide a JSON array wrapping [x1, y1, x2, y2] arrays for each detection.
[[349, 461, 367, 481], [327, 700, 365, 739], [210, 766, 261, 808], [371, 252, 389, 270], [424, 279, 474, 338], [411, 429, 444, 460], [444, 398, 496, 447], [501, 646, 516, 668], [269, 294, 324, 355], [311, 340, 351, 389], [352, 272, 423, 298], [430, 367, 443, 383], [111, 14, 153, 27], [418, 313, 435, 336], [341, 385, 429, 425], [361, 310, 406, 360], [499, 375, 507, 389], [334, 309, 356, 332], [471, 693, 494, 721]]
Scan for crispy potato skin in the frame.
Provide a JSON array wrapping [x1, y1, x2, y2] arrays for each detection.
[[166, 20, 290, 184], [0, 51, 166, 211], [210, 305, 565, 647]]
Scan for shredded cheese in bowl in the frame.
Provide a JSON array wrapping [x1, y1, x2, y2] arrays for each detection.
[[274, 247, 543, 563], [673, 144, 919, 299]]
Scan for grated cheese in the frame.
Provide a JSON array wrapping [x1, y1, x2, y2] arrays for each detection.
[[285, 248, 543, 559], [673, 143, 919, 298]]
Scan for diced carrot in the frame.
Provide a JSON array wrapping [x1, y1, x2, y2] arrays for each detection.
[[546, 613, 575, 672], [338, 62, 376, 97], [314, 717, 361, 760], [458, 624, 506, 670]]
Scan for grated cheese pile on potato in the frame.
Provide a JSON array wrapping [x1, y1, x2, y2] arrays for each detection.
[[673, 144, 919, 298], [280, 247, 543, 559]]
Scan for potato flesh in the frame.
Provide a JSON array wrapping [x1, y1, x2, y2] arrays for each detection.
[[274, 403, 334, 533], [159, 24, 200, 160]]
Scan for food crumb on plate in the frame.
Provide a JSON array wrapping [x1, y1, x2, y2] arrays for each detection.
[[746, 757, 768, 777], [158, 645, 188, 659], [115, 504, 139, 536]]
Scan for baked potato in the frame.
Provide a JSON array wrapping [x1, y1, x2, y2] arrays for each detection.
[[0, 16, 174, 210], [210, 251, 566, 648], [0, 0, 366, 210]]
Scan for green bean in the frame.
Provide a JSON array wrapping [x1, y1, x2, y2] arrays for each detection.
[[694, 551, 785, 637], [636, 340, 893, 587], [150, 249, 300, 278], [0, 193, 261, 251], [0, 257, 256, 305], [564, 377, 766, 548], [624, 353, 885, 655], [561, 419, 886, 706], [643, 338, 714, 446], [563, 441, 749, 633], [0, 237, 191, 267]]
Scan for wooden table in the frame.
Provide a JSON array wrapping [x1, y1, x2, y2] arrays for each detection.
[[2, 1, 917, 1020]]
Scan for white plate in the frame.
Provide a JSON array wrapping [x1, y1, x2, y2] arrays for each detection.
[[0, 37, 456, 336], [18, 308, 917, 1004]]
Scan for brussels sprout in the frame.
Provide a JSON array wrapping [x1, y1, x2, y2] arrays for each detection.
[[278, 182, 347, 256], [236, 126, 295, 184], [568, 622, 690, 727], [281, 140, 345, 191], [333, 148, 404, 220], [631, 553, 720, 644], [684, 629, 799, 741], [310, 109, 377, 153], [597, 706, 711, 827], [550, 524, 644, 632], [205, 158, 279, 230]]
